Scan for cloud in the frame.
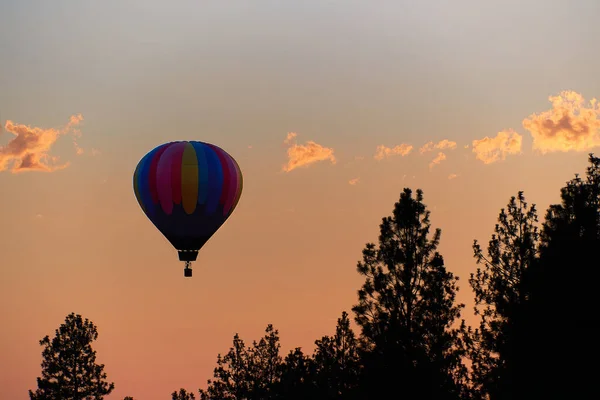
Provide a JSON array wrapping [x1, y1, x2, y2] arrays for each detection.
[[522, 90, 600, 153], [284, 132, 297, 145], [282, 133, 336, 172], [448, 173, 458, 180], [472, 129, 522, 164], [429, 152, 447, 169], [0, 114, 84, 173], [66, 114, 85, 155], [374, 144, 413, 160], [349, 177, 360, 185], [419, 139, 457, 154]]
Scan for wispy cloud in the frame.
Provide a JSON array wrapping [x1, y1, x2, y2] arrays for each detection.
[[472, 129, 522, 164], [282, 132, 336, 172], [67, 114, 85, 155], [348, 177, 360, 185], [374, 144, 413, 160], [283, 132, 297, 145], [448, 173, 458, 180], [419, 139, 457, 154], [429, 152, 447, 169], [522, 90, 600, 153], [1, 114, 84, 173]]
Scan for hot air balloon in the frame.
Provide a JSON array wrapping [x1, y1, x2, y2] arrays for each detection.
[[133, 141, 243, 277]]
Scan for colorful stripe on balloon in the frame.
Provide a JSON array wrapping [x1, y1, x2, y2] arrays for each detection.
[[133, 141, 243, 217]]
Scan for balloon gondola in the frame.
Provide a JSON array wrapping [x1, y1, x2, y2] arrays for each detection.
[[133, 141, 243, 277]]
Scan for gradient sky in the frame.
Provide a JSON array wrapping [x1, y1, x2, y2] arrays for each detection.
[[2, 1, 600, 399]]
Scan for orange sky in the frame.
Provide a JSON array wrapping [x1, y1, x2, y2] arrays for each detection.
[[2, 1, 600, 399]]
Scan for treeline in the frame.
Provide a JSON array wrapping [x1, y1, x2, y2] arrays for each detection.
[[29, 154, 600, 400]]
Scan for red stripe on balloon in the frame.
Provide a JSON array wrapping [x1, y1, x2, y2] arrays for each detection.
[[170, 142, 186, 205], [148, 143, 172, 205]]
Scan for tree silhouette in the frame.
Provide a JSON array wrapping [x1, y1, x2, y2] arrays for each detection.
[[199, 325, 282, 400], [247, 324, 282, 399], [520, 153, 600, 398], [198, 332, 250, 400], [197, 314, 362, 400], [277, 347, 313, 400], [29, 312, 115, 400], [351, 188, 468, 400], [172, 389, 196, 400], [310, 311, 360, 399], [467, 192, 539, 399]]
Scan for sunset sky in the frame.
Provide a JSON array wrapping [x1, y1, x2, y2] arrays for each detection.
[[2, 1, 600, 399]]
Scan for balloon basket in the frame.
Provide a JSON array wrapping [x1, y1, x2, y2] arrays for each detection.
[[183, 261, 192, 278]]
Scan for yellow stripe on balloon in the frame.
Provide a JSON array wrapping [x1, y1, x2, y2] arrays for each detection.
[[181, 143, 199, 214]]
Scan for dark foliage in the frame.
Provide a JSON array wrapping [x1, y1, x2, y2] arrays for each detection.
[[351, 188, 469, 400], [519, 154, 600, 398], [198, 325, 282, 400], [467, 192, 539, 399], [309, 311, 361, 399], [172, 389, 196, 400], [29, 313, 115, 400]]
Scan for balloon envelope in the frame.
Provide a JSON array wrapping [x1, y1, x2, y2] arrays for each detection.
[[133, 141, 243, 261]]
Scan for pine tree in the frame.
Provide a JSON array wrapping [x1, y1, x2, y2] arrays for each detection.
[[199, 325, 282, 400], [246, 325, 282, 399], [523, 154, 600, 398], [172, 389, 196, 400], [198, 332, 250, 400], [311, 311, 360, 399], [352, 188, 468, 400], [277, 348, 313, 400], [467, 192, 539, 399], [29, 313, 115, 400]]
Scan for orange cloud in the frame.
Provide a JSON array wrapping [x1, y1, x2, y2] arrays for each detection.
[[472, 129, 522, 164], [448, 173, 458, 180], [522, 90, 600, 153], [63, 114, 87, 155], [429, 152, 447, 169], [348, 177, 360, 185], [282, 133, 336, 172], [0, 114, 84, 173], [374, 144, 413, 160], [419, 139, 457, 154], [284, 132, 297, 145]]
